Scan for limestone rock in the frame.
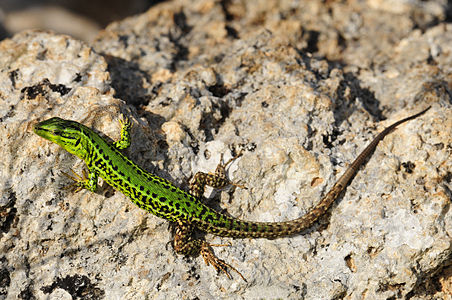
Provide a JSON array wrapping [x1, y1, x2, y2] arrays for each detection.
[[0, 1, 450, 299]]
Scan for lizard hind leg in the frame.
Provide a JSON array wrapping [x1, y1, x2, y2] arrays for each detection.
[[189, 152, 246, 199], [173, 221, 247, 281]]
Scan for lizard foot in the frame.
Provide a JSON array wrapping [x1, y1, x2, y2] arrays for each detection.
[[200, 241, 247, 282], [61, 168, 89, 193], [212, 152, 247, 190]]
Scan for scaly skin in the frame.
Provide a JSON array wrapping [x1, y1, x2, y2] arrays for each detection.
[[33, 106, 430, 280]]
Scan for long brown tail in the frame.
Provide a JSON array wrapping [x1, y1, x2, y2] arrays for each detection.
[[197, 107, 431, 238]]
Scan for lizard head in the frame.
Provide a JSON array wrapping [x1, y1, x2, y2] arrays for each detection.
[[34, 117, 88, 159]]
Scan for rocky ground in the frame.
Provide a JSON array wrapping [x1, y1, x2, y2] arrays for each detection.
[[0, 0, 451, 299]]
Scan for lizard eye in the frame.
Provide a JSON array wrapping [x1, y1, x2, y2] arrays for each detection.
[[52, 129, 62, 136], [53, 130, 72, 139]]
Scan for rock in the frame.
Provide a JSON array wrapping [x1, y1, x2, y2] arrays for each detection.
[[0, 1, 450, 299], [2, 5, 101, 42]]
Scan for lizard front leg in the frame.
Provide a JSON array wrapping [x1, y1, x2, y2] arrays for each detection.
[[113, 115, 132, 150], [61, 167, 98, 192]]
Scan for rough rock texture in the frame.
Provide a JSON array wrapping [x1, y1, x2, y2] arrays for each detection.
[[0, 1, 451, 299]]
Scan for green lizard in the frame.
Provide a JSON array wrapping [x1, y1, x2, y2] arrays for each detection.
[[33, 106, 430, 281]]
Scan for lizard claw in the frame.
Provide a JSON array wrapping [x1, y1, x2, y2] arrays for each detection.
[[118, 114, 132, 129], [213, 152, 248, 190], [200, 242, 247, 282], [61, 168, 89, 193]]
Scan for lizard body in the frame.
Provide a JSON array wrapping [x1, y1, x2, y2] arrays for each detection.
[[33, 106, 430, 280]]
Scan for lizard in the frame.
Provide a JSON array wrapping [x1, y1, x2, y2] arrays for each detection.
[[33, 106, 430, 281]]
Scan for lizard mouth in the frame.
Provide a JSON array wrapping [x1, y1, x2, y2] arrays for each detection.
[[33, 120, 60, 138], [33, 122, 45, 135]]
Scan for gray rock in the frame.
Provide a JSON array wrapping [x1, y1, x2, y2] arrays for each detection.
[[0, 1, 451, 299]]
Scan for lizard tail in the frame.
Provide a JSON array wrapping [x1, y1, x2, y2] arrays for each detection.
[[195, 106, 431, 238]]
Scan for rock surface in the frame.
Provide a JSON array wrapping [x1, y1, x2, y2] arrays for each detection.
[[0, 1, 451, 299]]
